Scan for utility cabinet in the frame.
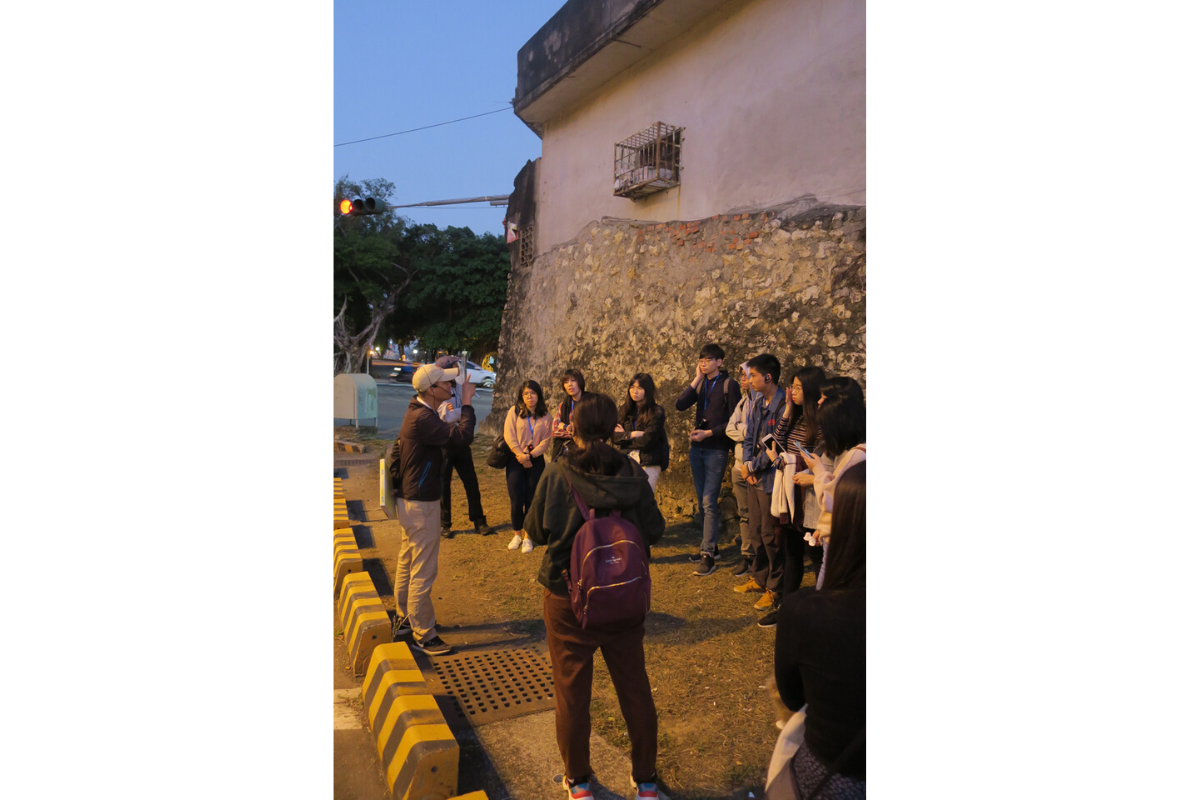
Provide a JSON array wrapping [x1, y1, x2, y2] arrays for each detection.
[[334, 373, 378, 428]]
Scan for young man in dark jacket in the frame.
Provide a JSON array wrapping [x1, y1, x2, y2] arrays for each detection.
[[675, 343, 741, 576], [433, 355, 494, 539], [735, 353, 788, 613], [388, 363, 476, 656]]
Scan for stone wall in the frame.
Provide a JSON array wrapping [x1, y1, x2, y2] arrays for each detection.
[[483, 201, 865, 518]]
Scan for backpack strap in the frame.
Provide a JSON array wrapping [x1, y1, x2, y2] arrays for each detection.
[[560, 468, 594, 520]]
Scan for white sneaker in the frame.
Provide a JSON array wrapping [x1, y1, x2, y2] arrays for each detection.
[[520, 537, 534, 554], [630, 776, 667, 800], [508, 534, 523, 550]]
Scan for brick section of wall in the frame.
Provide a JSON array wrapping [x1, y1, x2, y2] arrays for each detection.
[[486, 204, 865, 517]]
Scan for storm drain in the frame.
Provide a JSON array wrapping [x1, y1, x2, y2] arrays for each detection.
[[424, 645, 556, 727]]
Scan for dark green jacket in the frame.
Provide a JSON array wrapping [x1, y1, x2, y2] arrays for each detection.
[[524, 457, 666, 595]]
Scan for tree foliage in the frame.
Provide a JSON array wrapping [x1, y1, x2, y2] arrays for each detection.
[[333, 175, 512, 373], [385, 224, 511, 361]]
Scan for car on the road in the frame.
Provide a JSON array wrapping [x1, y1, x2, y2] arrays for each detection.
[[389, 363, 421, 383], [462, 361, 496, 389]]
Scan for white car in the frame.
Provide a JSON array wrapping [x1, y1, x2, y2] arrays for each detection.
[[462, 361, 496, 389]]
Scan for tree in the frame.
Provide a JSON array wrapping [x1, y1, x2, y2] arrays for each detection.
[[333, 176, 413, 375], [385, 224, 511, 362]]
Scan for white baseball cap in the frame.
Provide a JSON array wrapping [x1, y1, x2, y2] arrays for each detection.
[[413, 364, 460, 393]]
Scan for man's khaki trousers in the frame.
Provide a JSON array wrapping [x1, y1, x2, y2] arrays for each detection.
[[394, 498, 442, 643]]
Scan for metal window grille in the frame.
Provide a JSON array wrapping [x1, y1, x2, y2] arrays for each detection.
[[614, 122, 684, 199], [517, 224, 536, 269]]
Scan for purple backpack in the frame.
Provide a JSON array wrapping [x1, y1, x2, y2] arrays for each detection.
[[560, 472, 652, 629]]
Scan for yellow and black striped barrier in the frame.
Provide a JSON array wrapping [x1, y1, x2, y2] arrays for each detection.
[[362, 643, 459, 800], [334, 531, 364, 596], [335, 476, 350, 530], [338, 572, 390, 677], [448, 793, 488, 800], [336, 439, 366, 453]]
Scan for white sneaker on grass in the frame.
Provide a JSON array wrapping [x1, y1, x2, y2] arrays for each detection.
[[508, 534, 523, 550], [630, 775, 667, 800], [521, 537, 534, 554]]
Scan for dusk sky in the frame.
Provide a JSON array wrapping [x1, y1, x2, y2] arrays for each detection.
[[334, 1, 565, 236]]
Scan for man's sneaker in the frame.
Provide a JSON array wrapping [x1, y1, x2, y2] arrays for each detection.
[[753, 589, 779, 610], [692, 554, 717, 576], [687, 548, 721, 562], [757, 609, 779, 628], [414, 635, 453, 656], [520, 536, 535, 554], [508, 534, 523, 550], [562, 776, 594, 800], [391, 614, 412, 641], [732, 556, 752, 577], [475, 521, 496, 536], [734, 577, 764, 594], [440, 527, 455, 539], [630, 775, 667, 800]]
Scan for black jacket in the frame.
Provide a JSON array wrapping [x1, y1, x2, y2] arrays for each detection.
[[675, 370, 740, 450], [524, 457, 666, 595], [389, 398, 475, 502], [612, 404, 669, 469]]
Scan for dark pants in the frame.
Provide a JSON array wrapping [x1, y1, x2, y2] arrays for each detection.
[[747, 486, 784, 591], [544, 589, 657, 784], [505, 452, 545, 530], [441, 444, 486, 529], [780, 525, 817, 597]]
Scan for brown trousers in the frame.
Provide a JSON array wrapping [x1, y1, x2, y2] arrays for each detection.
[[543, 589, 658, 783]]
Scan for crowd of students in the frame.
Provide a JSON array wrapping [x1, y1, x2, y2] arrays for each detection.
[[388, 344, 866, 800]]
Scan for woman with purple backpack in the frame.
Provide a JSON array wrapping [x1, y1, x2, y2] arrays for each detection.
[[524, 392, 667, 800]]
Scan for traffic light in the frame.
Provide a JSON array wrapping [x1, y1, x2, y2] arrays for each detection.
[[338, 197, 390, 216]]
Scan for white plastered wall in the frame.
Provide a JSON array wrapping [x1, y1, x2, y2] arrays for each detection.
[[534, 0, 865, 251]]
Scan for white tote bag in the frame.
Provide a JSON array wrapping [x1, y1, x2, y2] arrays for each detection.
[[765, 705, 807, 800]]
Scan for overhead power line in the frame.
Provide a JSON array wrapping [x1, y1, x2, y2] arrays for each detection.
[[335, 106, 512, 147]]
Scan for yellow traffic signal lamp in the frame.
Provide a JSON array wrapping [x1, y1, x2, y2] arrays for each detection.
[[339, 197, 390, 216]]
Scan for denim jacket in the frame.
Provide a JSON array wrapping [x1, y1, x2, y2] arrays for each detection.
[[743, 388, 787, 493]]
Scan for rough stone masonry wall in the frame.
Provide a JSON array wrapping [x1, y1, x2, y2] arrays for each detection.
[[484, 204, 866, 519]]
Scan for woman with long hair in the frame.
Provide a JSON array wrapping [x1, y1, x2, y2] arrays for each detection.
[[613, 372, 669, 492], [798, 378, 866, 589], [524, 393, 667, 800], [550, 368, 587, 462], [773, 461, 866, 799], [503, 380, 554, 554], [757, 366, 825, 628]]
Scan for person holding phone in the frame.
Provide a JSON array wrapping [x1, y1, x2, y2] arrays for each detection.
[[503, 380, 554, 553], [613, 372, 669, 492], [735, 354, 787, 611], [550, 369, 587, 462], [797, 379, 866, 590], [756, 367, 825, 628]]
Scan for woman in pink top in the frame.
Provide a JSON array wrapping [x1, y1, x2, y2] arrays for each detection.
[[504, 380, 554, 553]]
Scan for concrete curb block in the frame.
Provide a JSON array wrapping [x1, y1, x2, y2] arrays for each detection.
[[335, 477, 350, 529], [362, 643, 459, 800], [334, 531, 364, 597], [336, 439, 366, 453], [338, 572, 390, 677]]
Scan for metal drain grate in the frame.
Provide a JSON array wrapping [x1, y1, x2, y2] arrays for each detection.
[[425, 645, 556, 727]]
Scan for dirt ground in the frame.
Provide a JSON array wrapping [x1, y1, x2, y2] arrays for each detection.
[[337, 431, 817, 797]]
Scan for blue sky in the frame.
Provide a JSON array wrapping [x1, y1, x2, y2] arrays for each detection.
[[334, 1, 565, 236]]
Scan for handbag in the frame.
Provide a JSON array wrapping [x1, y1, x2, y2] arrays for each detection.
[[486, 435, 509, 469]]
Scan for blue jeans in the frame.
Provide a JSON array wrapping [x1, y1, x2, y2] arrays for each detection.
[[689, 447, 729, 555]]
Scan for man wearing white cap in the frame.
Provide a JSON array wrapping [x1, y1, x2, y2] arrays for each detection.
[[387, 362, 477, 656]]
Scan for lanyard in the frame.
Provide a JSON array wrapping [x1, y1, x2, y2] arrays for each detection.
[[700, 375, 716, 412], [527, 417, 535, 437]]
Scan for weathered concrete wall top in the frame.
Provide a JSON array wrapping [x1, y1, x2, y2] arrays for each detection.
[[533, 0, 866, 250], [485, 200, 865, 516]]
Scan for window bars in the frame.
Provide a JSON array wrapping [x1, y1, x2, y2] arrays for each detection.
[[517, 224, 536, 269], [614, 122, 684, 199]]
